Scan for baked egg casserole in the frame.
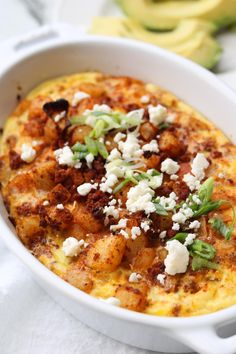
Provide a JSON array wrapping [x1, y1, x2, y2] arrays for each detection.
[[0, 72, 236, 317]]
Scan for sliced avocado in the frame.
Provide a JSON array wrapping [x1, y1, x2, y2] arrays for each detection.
[[89, 17, 216, 46], [89, 17, 222, 69], [118, 0, 236, 30]]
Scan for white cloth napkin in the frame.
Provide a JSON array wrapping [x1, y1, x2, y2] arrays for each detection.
[[0, 239, 153, 354]]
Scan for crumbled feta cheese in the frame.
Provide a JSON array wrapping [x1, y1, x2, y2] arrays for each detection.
[[110, 218, 127, 232], [102, 297, 121, 306], [106, 141, 111, 146], [161, 158, 180, 175], [105, 160, 125, 179], [159, 231, 167, 239], [85, 153, 94, 168], [93, 104, 111, 113], [159, 192, 177, 211], [157, 274, 166, 285], [118, 133, 143, 160], [129, 272, 142, 283], [74, 161, 82, 169], [189, 220, 201, 229], [192, 195, 202, 205], [77, 183, 96, 196], [166, 113, 176, 123], [107, 148, 121, 162], [182, 207, 194, 219], [170, 174, 178, 181], [172, 223, 180, 231], [131, 226, 141, 240], [108, 199, 117, 206], [164, 240, 189, 275], [114, 132, 126, 143], [191, 153, 209, 180], [126, 180, 155, 214], [62, 237, 88, 257], [126, 108, 144, 122], [32, 140, 41, 147], [103, 205, 119, 219], [54, 110, 66, 123], [183, 173, 200, 191], [141, 220, 150, 232], [140, 95, 150, 104], [56, 203, 64, 210], [148, 174, 163, 189], [54, 146, 74, 166], [42, 200, 49, 206], [172, 211, 187, 224], [218, 172, 225, 179], [148, 104, 167, 126], [20, 143, 36, 163], [100, 174, 118, 193], [184, 233, 196, 246], [120, 229, 129, 239], [142, 140, 159, 153], [72, 91, 90, 107]]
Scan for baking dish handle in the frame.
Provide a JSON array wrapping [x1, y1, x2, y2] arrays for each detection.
[[174, 326, 236, 354], [0, 23, 86, 67]]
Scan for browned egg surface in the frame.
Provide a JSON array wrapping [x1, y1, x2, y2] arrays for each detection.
[[1, 72, 236, 317]]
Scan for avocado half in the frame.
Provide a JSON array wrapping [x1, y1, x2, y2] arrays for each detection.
[[89, 17, 222, 69], [118, 0, 236, 30]]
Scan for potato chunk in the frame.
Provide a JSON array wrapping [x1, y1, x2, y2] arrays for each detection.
[[31, 160, 56, 190], [85, 235, 126, 271], [139, 122, 158, 141], [74, 203, 103, 233], [16, 215, 43, 245], [65, 268, 93, 293], [159, 130, 182, 158], [70, 125, 92, 145], [132, 248, 156, 272], [115, 282, 148, 312]]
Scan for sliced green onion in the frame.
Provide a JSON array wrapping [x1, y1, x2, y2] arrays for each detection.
[[171, 233, 216, 261], [90, 120, 106, 138], [96, 140, 108, 159], [85, 136, 98, 156], [158, 123, 170, 130], [125, 170, 139, 185], [113, 178, 131, 194], [193, 200, 224, 218], [72, 142, 88, 153], [171, 232, 188, 243], [198, 177, 214, 203], [153, 202, 168, 216], [209, 217, 232, 240], [191, 256, 218, 271], [70, 116, 86, 125], [134, 173, 148, 182], [150, 169, 161, 176], [73, 151, 88, 160], [209, 206, 235, 240], [190, 239, 216, 260]]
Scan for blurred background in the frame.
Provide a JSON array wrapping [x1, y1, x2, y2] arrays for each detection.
[[0, 0, 236, 74]]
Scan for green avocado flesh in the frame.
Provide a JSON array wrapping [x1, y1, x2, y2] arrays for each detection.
[[118, 0, 236, 30], [89, 17, 222, 69]]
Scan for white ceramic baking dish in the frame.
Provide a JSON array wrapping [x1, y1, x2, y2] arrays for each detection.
[[0, 23, 236, 354]]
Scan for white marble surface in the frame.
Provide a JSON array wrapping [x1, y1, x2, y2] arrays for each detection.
[[0, 2, 235, 354]]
